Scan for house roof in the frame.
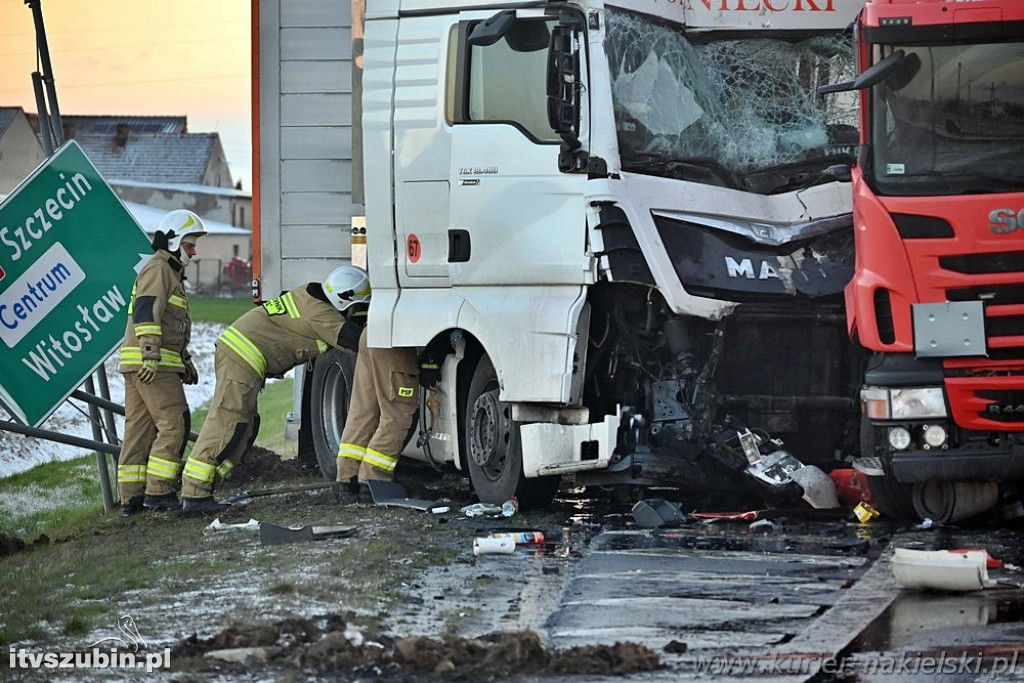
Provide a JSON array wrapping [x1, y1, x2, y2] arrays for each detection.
[[74, 132, 219, 185], [112, 178, 250, 200], [54, 115, 187, 135], [124, 202, 250, 237]]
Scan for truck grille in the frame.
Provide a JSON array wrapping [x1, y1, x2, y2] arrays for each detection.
[[945, 283, 1024, 361], [946, 380, 1024, 429]]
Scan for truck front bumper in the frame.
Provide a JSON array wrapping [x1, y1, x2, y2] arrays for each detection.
[[891, 446, 1024, 483]]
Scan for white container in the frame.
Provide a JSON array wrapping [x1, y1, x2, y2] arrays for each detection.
[[892, 548, 996, 592], [473, 536, 515, 556]]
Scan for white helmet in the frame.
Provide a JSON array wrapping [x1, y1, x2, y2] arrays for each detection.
[[159, 210, 208, 251], [323, 265, 371, 312]]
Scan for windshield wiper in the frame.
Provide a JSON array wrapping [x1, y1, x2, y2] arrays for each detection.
[[622, 154, 741, 189], [742, 156, 854, 195]]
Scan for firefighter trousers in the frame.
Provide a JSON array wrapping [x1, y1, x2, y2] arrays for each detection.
[[337, 328, 419, 482], [181, 346, 262, 498], [118, 371, 190, 500]]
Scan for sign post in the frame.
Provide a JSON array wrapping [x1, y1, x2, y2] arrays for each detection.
[[0, 140, 150, 427]]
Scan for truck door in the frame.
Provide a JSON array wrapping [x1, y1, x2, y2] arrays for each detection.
[[446, 10, 590, 289]]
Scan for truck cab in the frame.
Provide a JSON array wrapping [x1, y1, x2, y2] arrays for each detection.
[[834, 0, 1024, 522], [257, 0, 866, 507]]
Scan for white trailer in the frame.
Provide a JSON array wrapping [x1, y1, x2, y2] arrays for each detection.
[[254, 0, 866, 507]]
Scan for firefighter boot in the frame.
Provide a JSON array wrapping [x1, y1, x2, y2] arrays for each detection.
[[181, 496, 229, 516], [144, 492, 182, 511], [121, 495, 145, 517]]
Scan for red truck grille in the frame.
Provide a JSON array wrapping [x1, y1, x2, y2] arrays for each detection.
[[946, 284, 1024, 361], [946, 378, 1024, 430]]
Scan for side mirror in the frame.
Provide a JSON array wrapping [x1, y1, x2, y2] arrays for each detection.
[[468, 10, 516, 47], [818, 49, 919, 95]]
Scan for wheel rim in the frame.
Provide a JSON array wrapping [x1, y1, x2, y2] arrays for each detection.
[[320, 364, 349, 454], [469, 385, 510, 482]]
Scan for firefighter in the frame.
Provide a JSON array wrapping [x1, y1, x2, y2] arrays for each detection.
[[335, 328, 420, 486], [118, 209, 208, 515], [179, 265, 371, 514]]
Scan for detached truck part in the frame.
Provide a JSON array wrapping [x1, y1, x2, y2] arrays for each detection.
[[824, 0, 1024, 522], [253, 0, 867, 508]]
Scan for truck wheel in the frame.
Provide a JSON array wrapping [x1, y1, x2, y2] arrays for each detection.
[[308, 348, 356, 481], [860, 418, 917, 520], [464, 356, 559, 509]]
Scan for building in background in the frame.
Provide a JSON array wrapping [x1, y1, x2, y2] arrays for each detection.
[[0, 107, 47, 193], [128, 202, 252, 294], [10, 112, 254, 294]]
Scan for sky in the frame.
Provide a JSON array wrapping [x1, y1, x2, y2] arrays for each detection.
[[0, 0, 252, 189]]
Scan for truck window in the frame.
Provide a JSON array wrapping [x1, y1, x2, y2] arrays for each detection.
[[457, 18, 559, 143]]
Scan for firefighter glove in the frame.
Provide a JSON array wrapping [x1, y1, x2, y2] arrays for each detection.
[[137, 358, 159, 384], [182, 358, 199, 385], [338, 320, 364, 353], [419, 362, 441, 388]]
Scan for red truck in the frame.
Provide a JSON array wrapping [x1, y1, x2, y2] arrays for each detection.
[[827, 0, 1024, 522]]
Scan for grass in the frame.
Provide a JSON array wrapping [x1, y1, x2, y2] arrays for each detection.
[[188, 375, 297, 458], [189, 295, 255, 326]]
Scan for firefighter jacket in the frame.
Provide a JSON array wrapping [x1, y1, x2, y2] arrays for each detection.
[[119, 250, 191, 374], [217, 284, 358, 379]]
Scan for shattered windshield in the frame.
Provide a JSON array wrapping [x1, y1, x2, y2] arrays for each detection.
[[605, 9, 858, 194], [869, 42, 1024, 196]]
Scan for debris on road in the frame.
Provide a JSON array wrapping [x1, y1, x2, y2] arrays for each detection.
[[204, 518, 260, 534], [853, 500, 880, 523], [488, 531, 545, 545], [892, 548, 997, 591], [221, 481, 342, 505], [366, 479, 445, 512], [632, 498, 688, 528], [472, 536, 515, 555], [259, 522, 357, 546]]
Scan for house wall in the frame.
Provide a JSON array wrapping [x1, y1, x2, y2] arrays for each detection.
[[187, 234, 254, 293], [0, 112, 47, 194], [200, 136, 237, 189]]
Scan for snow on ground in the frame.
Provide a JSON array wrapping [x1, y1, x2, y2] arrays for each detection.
[[0, 322, 224, 480]]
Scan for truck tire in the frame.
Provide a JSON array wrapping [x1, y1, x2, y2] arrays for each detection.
[[860, 418, 917, 520], [464, 356, 559, 509], [308, 348, 356, 481]]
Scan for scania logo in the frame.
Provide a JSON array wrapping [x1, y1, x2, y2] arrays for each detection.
[[989, 208, 1024, 234]]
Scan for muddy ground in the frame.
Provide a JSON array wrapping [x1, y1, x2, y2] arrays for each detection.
[[3, 447, 664, 681]]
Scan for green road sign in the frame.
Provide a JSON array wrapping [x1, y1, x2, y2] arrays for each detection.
[[0, 140, 151, 426]]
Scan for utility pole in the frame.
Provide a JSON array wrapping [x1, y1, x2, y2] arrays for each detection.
[[26, 0, 64, 154]]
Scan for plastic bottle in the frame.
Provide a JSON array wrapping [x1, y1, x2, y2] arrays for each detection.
[[501, 497, 519, 517], [460, 502, 502, 517]]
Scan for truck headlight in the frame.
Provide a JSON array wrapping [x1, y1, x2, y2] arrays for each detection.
[[891, 388, 947, 419], [861, 387, 947, 420]]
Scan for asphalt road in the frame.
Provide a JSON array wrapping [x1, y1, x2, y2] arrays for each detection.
[[402, 492, 1024, 682]]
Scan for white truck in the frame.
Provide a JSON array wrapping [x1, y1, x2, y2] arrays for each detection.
[[254, 0, 865, 507]]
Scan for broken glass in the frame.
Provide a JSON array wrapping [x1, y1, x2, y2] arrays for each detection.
[[604, 9, 858, 193]]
